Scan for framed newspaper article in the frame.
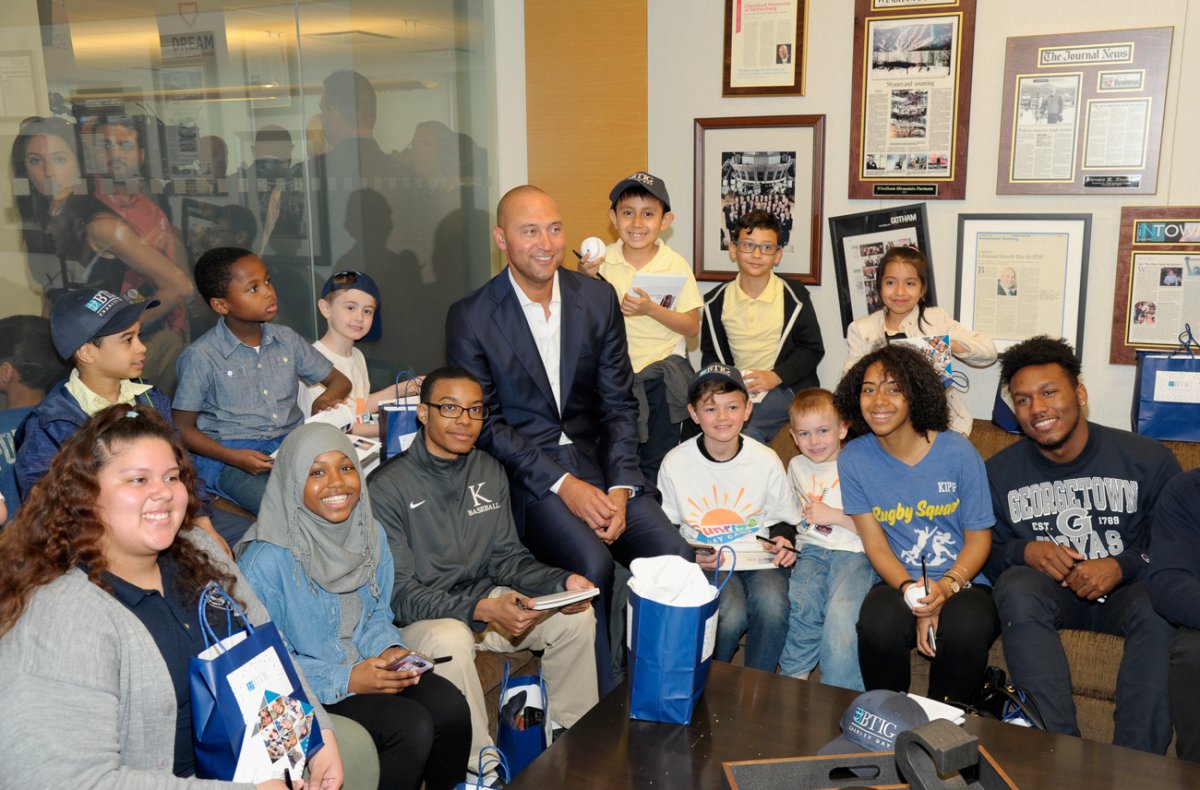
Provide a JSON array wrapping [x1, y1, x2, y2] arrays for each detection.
[[955, 214, 1092, 354], [693, 115, 825, 284], [848, 0, 976, 200], [828, 203, 934, 335], [996, 27, 1172, 195], [1109, 206, 1200, 364], [723, 0, 808, 96]]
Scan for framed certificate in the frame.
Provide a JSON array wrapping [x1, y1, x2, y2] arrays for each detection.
[[723, 0, 808, 96]]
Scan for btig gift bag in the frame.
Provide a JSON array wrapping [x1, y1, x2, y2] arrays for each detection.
[[1133, 325, 1200, 442], [626, 552, 733, 725], [190, 582, 324, 782]]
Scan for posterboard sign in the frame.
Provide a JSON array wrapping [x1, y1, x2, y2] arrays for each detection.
[[996, 27, 1172, 195]]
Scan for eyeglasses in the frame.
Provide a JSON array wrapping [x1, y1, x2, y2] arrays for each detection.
[[422, 402, 489, 420], [735, 240, 780, 256]]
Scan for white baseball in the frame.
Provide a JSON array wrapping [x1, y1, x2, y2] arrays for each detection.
[[580, 236, 606, 262], [904, 584, 925, 610]]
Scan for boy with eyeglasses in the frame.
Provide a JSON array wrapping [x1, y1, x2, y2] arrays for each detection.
[[700, 209, 825, 442], [298, 270, 423, 437], [370, 366, 599, 778]]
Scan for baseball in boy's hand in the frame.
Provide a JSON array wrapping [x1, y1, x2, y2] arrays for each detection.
[[579, 236, 606, 261]]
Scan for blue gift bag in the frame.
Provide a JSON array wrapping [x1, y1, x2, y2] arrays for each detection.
[[496, 662, 547, 777], [190, 583, 324, 781], [379, 370, 420, 462], [627, 552, 734, 725]]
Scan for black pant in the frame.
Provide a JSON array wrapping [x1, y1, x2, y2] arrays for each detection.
[[857, 583, 999, 704], [637, 377, 682, 486], [515, 444, 693, 696], [1169, 628, 1200, 761], [325, 672, 471, 790]]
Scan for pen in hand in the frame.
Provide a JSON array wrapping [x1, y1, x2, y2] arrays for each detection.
[[756, 535, 799, 554], [284, 768, 293, 790], [921, 554, 937, 653]]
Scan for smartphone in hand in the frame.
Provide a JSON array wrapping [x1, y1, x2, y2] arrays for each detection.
[[383, 651, 451, 673]]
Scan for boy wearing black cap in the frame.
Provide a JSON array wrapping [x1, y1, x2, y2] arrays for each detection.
[[582, 171, 703, 482], [657, 363, 800, 672], [298, 269, 422, 437]]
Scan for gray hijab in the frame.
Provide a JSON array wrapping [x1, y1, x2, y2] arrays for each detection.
[[238, 423, 379, 596]]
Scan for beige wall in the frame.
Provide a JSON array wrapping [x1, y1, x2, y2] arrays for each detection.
[[525, 0, 647, 265], [647, 1, 1200, 431]]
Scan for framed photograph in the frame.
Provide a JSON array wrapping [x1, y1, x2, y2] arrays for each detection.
[[1108, 206, 1200, 364], [848, 0, 976, 200], [955, 214, 1092, 353], [723, 0, 808, 96], [693, 115, 825, 284], [828, 202, 933, 335], [996, 27, 1172, 195]]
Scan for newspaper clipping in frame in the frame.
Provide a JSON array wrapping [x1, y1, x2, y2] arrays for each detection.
[[1010, 73, 1082, 182], [971, 230, 1070, 342], [1126, 251, 1199, 347], [860, 15, 959, 185]]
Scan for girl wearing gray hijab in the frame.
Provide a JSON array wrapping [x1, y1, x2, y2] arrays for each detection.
[[238, 423, 470, 790]]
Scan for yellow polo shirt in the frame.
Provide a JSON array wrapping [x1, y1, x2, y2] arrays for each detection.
[[723, 274, 784, 371], [64, 369, 153, 416], [600, 240, 703, 373]]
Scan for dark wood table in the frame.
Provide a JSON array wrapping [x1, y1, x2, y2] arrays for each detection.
[[508, 661, 1200, 788]]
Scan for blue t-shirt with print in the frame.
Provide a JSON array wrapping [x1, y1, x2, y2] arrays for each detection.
[[0, 406, 34, 514], [839, 430, 993, 584]]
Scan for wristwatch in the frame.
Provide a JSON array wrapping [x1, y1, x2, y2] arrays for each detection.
[[945, 576, 961, 594]]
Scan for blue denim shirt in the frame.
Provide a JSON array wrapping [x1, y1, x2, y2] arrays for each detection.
[[237, 523, 404, 704], [173, 317, 333, 441]]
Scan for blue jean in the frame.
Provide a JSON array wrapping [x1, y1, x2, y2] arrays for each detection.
[[715, 567, 791, 672], [994, 566, 1173, 753], [194, 435, 285, 516], [741, 386, 794, 444], [779, 547, 877, 690]]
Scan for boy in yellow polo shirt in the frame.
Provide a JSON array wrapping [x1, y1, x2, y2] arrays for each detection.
[[584, 171, 703, 482], [700, 209, 824, 443]]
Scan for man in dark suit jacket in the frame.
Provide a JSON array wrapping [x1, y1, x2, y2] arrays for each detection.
[[445, 185, 692, 692]]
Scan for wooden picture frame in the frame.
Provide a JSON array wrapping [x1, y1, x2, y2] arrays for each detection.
[[1109, 206, 1200, 364], [955, 213, 1092, 353], [693, 115, 825, 284], [848, 0, 976, 200], [996, 27, 1172, 196], [828, 202, 933, 335], [723, 0, 808, 97]]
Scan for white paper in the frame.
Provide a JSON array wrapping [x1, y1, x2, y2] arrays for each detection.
[[225, 646, 294, 721], [527, 587, 600, 610], [628, 556, 718, 606], [630, 274, 687, 309], [1153, 369, 1200, 404], [906, 692, 966, 725]]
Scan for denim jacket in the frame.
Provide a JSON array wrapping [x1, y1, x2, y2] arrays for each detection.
[[238, 523, 404, 704]]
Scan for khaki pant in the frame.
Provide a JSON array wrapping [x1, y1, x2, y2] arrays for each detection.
[[401, 587, 599, 774]]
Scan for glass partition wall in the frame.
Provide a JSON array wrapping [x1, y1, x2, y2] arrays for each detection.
[[1, 0, 495, 390]]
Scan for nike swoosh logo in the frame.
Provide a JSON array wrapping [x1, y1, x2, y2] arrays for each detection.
[[409, 500, 425, 509]]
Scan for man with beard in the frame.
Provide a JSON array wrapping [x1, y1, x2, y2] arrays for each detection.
[[984, 336, 1180, 754]]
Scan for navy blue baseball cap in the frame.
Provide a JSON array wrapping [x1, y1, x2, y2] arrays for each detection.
[[320, 270, 382, 342], [609, 171, 671, 212], [50, 288, 159, 360], [819, 690, 930, 755], [688, 363, 748, 401]]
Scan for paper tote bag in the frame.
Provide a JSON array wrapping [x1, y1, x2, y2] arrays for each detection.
[[495, 663, 547, 776], [626, 560, 733, 725], [190, 582, 324, 782], [379, 372, 421, 462], [1133, 351, 1200, 442]]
